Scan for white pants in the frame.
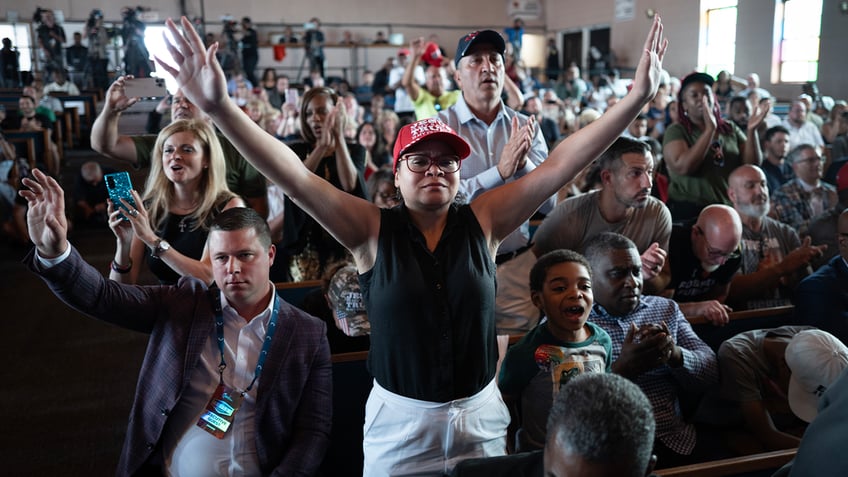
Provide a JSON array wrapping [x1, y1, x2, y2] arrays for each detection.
[[362, 379, 509, 477]]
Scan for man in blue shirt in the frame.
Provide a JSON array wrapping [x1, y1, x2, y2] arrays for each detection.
[[794, 209, 848, 343], [585, 232, 719, 468]]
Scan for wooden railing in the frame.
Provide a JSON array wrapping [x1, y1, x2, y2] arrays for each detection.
[[656, 448, 796, 477], [687, 305, 795, 325]]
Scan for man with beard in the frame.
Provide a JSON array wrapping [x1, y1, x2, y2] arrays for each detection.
[[585, 232, 718, 468], [496, 137, 671, 330], [92, 76, 268, 217], [666, 204, 742, 325], [494, 137, 671, 333], [727, 165, 824, 310], [534, 136, 671, 291], [726, 96, 751, 131], [760, 126, 794, 198]]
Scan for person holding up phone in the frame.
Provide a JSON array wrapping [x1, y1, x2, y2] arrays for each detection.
[[156, 15, 666, 475], [108, 119, 244, 285]]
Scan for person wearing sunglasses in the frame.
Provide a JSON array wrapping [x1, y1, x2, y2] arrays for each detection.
[[156, 15, 667, 476], [666, 204, 743, 326]]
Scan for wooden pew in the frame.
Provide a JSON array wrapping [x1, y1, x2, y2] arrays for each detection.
[[4, 129, 52, 172], [656, 448, 796, 477], [690, 305, 797, 352], [275, 279, 323, 309], [50, 93, 98, 147], [5, 134, 36, 170], [322, 350, 371, 477]]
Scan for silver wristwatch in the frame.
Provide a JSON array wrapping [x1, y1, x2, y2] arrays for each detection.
[[151, 239, 171, 259]]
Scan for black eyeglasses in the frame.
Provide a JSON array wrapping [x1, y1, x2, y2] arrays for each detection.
[[400, 153, 461, 173], [695, 225, 739, 261]]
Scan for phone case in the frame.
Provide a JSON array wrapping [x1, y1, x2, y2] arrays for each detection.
[[105, 172, 137, 220], [124, 77, 167, 99]]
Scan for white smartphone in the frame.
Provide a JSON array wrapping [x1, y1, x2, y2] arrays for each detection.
[[124, 77, 168, 99]]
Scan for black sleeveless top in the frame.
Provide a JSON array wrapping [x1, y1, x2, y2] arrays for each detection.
[[146, 200, 227, 285], [361, 204, 498, 402]]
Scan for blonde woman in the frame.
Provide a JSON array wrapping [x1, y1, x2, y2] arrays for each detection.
[[108, 119, 244, 284]]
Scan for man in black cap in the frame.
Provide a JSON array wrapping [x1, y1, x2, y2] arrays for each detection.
[[439, 29, 555, 335]]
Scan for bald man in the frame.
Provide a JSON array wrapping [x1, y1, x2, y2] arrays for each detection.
[[795, 209, 848, 343], [726, 165, 825, 310], [666, 204, 743, 325]]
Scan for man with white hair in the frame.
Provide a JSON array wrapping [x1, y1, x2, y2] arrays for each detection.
[[726, 165, 824, 310]]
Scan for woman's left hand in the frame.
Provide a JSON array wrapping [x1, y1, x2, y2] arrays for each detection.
[[748, 98, 771, 133], [117, 189, 158, 247], [331, 102, 348, 144]]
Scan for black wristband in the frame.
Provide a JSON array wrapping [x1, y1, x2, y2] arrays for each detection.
[[111, 259, 133, 274]]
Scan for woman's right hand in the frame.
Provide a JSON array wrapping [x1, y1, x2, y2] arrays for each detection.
[[701, 95, 717, 132], [105, 75, 140, 113]]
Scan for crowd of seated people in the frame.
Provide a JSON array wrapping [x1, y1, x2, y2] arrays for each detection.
[[7, 14, 848, 476]]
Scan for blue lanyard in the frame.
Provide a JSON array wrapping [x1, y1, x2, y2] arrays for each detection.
[[209, 287, 281, 394]]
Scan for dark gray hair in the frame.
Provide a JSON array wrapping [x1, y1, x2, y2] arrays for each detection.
[[786, 144, 818, 165], [598, 136, 652, 173], [547, 372, 655, 476], [582, 232, 637, 268]]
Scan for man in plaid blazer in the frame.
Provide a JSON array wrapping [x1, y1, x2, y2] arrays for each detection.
[[22, 169, 331, 476]]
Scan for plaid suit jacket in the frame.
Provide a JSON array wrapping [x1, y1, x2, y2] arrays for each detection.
[[27, 247, 332, 476]]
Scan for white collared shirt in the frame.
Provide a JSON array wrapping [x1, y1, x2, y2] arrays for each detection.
[[439, 94, 554, 253], [163, 284, 276, 477]]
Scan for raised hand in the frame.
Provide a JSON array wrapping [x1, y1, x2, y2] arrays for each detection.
[[19, 169, 68, 258], [156, 17, 228, 115], [778, 236, 826, 275], [410, 37, 426, 57], [629, 15, 668, 103], [104, 75, 141, 113]]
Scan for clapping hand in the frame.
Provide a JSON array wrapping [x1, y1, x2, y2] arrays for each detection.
[[498, 115, 535, 180], [612, 321, 680, 378]]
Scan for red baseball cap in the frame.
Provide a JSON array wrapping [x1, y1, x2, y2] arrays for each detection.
[[837, 162, 848, 193], [421, 42, 443, 67], [392, 118, 471, 172]]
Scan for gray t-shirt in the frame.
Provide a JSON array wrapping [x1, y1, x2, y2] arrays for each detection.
[[738, 217, 802, 309], [718, 325, 812, 402], [534, 190, 671, 255]]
